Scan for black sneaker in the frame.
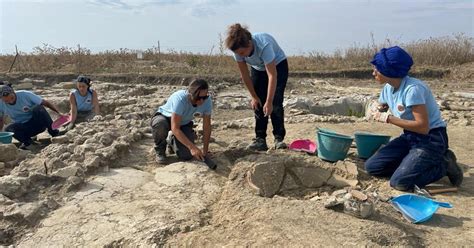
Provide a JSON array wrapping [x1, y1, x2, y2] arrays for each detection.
[[274, 139, 288, 149], [156, 153, 167, 164], [247, 137, 268, 151], [445, 149, 463, 186], [50, 129, 67, 137]]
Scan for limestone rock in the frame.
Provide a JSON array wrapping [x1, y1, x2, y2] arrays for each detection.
[[0, 176, 29, 199], [291, 166, 332, 188], [248, 162, 285, 197], [0, 144, 18, 162]]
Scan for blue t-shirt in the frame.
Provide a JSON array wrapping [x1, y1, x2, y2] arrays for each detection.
[[233, 33, 286, 71], [379, 76, 446, 129], [158, 90, 212, 126], [0, 90, 43, 123], [72, 89, 93, 112]]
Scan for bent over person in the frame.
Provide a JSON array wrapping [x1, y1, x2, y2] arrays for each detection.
[[364, 46, 463, 191], [225, 23, 289, 151], [0, 82, 66, 149], [151, 79, 213, 167]]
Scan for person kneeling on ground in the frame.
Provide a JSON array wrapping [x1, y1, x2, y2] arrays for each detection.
[[0, 82, 67, 149], [364, 46, 463, 191], [151, 79, 214, 167], [66, 75, 100, 131]]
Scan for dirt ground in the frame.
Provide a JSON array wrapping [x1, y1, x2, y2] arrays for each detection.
[[0, 71, 473, 246]]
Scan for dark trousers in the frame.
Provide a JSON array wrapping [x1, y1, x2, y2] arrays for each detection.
[[251, 59, 288, 140], [365, 127, 449, 191], [6, 105, 56, 145], [150, 113, 196, 160]]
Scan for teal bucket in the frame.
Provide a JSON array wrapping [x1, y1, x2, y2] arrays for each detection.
[[316, 131, 354, 162], [0, 132, 14, 144], [354, 131, 391, 159]]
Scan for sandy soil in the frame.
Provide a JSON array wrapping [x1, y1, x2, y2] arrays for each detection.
[[0, 74, 472, 247]]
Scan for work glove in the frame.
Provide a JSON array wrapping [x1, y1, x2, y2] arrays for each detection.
[[371, 111, 391, 123]]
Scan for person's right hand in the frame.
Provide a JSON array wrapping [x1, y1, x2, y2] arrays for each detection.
[[250, 97, 261, 110], [190, 146, 205, 161]]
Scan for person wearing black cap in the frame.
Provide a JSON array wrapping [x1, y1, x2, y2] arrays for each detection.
[[364, 46, 463, 191], [0, 81, 66, 149], [150, 78, 216, 169], [66, 75, 100, 131]]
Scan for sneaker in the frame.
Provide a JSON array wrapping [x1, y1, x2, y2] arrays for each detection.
[[274, 139, 288, 149], [155, 153, 167, 164], [19, 143, 30, 150], [50, 129, 67, 137], [247, 137, 268, 151], [445, 149, 463, 186]]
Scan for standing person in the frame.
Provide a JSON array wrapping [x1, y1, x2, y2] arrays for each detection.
[[365, 46, 463, 191], [66, 75, 100, 131], [0, 82, 66, 149], [225, 23, 288, 151], [151, 79, 215, 169]]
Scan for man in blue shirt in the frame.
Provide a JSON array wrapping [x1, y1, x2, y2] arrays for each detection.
[[151, 79, 215, 169], [0, 82, 66, 149], [226, 23, 288, 151], [365, 46, 463, 191]]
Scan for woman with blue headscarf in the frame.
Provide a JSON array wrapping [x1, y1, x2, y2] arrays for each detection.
[[365, 46, 463, 191]]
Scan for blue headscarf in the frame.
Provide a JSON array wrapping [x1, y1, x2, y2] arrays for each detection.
[[370, 46, 413, 78]]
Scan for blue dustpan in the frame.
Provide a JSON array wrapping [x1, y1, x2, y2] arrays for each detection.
[[390, 194, 453, 224]]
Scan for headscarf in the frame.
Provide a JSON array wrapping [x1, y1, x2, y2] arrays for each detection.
[[370, 46, 414, 78]]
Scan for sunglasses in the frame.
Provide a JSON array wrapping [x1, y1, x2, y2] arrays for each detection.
[[2, 92, 10, 97], [196, 95, 209, 100]]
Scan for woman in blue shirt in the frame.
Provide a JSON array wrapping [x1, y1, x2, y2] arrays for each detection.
[[67, 75, 100, 130], [225, 23, 288, 151], [0, 82, 65, 149], [365, 46, 463, 191]]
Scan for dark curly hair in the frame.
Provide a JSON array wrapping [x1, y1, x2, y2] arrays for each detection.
[[225, 23, 252, 51]]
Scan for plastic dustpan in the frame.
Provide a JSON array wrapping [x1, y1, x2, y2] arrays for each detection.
[[289, 139, 317, 153], [390, 194, 452, 224], [52, 115, 72, 130]]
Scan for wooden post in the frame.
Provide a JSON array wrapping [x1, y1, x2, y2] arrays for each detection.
[[8, 45, 19, 72]]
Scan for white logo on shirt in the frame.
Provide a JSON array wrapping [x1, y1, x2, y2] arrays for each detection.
[[193, 112, 203, 118], [22, 106, 30, 112]]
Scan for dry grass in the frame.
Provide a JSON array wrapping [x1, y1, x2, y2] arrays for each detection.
[[0, 34, 472, 75]]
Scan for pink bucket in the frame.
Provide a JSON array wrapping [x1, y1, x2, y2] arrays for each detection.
[[52, 115, 72, 130], [289, 139, 317, 154]]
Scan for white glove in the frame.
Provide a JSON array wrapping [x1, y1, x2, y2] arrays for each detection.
[[371, 111, 391, 123]]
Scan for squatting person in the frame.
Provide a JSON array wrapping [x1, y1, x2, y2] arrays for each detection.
[[0, 82, 66, 149]]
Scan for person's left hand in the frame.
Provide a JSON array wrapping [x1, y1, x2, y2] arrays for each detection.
[[371, 111, 391, 123], [263, 102, 273, 117]]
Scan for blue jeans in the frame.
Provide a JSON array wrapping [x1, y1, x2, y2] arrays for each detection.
[[365, 127, 448, 191], [5, 105, 57, 145]]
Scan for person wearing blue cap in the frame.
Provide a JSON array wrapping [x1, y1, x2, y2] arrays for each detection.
[[364, 46, 463, 191], [0, 81, 66, 149], [225, 23, 288, 151], [66, 75, 100, 131]]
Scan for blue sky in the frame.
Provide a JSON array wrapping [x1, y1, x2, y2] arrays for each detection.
[[0, 0, 472, 55]]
